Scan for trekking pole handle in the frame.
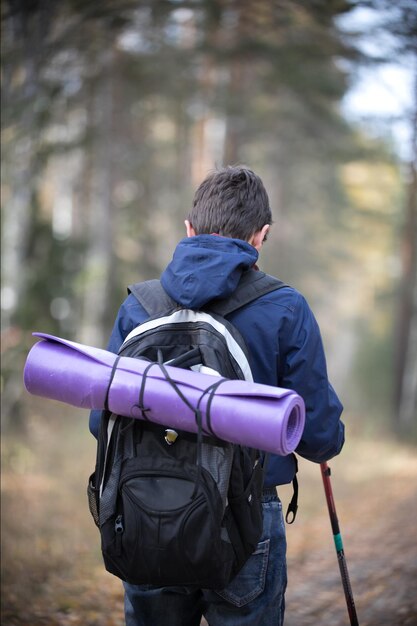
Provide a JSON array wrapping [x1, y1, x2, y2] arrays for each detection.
[[320, 462, 359, 626]]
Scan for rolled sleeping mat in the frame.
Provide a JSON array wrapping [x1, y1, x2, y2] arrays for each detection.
[[23, 333, 305, 456]]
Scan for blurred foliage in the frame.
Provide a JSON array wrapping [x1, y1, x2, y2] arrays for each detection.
[[1, 0, 416, 434]]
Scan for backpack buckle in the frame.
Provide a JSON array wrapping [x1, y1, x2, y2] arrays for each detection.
[[164, 429, 179, 445]]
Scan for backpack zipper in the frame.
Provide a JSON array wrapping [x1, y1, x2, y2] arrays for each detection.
[[114, 514, 124, 555]]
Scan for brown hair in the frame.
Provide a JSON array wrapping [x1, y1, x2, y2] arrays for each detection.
[[188, 165, 272, 241]]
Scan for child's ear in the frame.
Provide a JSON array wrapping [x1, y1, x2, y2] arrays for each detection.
[[184, 220, 196, 237], [250, 224, 270, 250]]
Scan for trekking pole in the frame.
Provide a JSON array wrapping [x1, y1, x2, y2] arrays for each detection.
[[320, 462, 359, 626]]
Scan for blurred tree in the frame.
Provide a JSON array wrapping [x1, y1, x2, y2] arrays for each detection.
[[2, 0, 53, 329], [324, 0, 417, 432], [388, 4, 417, 433], [396, 110, 417, 432], [359, 0, 417, 432]]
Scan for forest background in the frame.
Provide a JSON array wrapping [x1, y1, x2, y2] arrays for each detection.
[[1, 1, 417, 625]]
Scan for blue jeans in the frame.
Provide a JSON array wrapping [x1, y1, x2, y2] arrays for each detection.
[[124, 491, 287, 626]]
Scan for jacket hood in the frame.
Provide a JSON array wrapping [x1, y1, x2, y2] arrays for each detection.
[[160, 235, 258, 309]]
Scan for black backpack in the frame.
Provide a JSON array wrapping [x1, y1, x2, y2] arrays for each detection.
[[88, 269, 285, 589]]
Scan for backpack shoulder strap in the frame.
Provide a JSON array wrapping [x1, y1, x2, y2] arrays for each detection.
[[208, 269, 287, 317], [128, 279, 177, 317], [128, 269, 287, 318]]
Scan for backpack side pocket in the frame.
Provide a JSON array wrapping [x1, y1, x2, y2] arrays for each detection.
[[87, 472, 100, 528], [227, 453, 264, 574]]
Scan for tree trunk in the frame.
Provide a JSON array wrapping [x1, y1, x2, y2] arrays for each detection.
[[394, 86, 417, 432], [80, 43, 117, 347], [223, 60, 244, 166], [1, 3, 42, 328]]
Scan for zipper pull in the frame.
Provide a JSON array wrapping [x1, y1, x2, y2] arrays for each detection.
[[115, 514, 124, 534], [115, 514, 124, 556]]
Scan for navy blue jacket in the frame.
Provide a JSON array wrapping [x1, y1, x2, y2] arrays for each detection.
[[90, 235, 344, 487]]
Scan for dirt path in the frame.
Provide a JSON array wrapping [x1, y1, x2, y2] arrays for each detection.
[[283, 452, 417, 626], [1, 406, 417, 625]]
